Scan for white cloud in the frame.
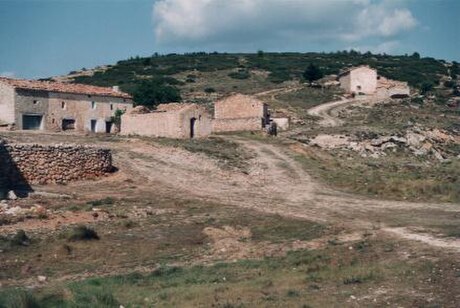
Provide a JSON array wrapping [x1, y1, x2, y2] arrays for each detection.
[[152, 0, 418, 50]]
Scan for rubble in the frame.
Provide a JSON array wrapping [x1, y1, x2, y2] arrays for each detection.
[[307, 126, 459, 160]]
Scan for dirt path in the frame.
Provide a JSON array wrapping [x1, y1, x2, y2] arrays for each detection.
[[307, 95, 383, 127], [110, 137, 460, 252]]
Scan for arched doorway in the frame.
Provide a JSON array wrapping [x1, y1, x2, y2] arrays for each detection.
[[190, 117, 196, 138]]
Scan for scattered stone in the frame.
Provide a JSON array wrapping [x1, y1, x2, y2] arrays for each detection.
[[37, 275, 47, 283], [7, 190, 17, 200]]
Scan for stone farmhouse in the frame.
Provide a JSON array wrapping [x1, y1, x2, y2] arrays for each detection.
[[0, 77, 133, 133], [338, 66, 410, 98], [213, 94, 270, 132], [339, 66, 378, 95], [121, 103, 212, 139]]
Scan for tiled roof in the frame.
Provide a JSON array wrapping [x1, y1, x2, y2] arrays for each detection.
[[0, 77, 132, 99]]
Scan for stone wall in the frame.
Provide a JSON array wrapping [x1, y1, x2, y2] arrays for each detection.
[[212, 117, 262, 133], [0, 140, 112, 195], [214, 94, 268, 119], [121, 104, 212, 139]]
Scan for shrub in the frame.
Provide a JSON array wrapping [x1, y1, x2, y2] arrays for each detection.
[[10, 230, 30, 246], [65, 226, 100, 241], [204, 87, 216, 93], [228, 70, 250, 80]]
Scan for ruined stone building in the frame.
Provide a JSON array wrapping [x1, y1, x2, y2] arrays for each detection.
[[121, 103, 212, 139], [376, 76, 410, 98], [213, 94, 269, 132], [0, 77, 133, 133], [338, 66, 378, 95]]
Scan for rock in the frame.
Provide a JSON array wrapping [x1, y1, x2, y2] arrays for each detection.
[[406, 132, 426, 147], [37, 275, 47, 283], [5, 206, 24, 216], [7, 190, 17, 200]]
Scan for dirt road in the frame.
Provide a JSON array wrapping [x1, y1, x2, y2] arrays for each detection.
[[307, 95, 382, 127], [112, 136, 460, 252]]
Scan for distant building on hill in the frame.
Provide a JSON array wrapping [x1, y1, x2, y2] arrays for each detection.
[[121, 103, 212, 139], [0, 77, 133, 133], [338, 66, 378, 95], [212, 94, 269, 132]]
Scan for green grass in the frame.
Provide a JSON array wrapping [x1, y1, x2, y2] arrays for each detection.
[[1, 238, 456, 307]]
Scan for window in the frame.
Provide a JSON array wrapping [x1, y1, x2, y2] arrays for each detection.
[[33, 100, 39, 105], [110, 104, 113, 111], [91, 101, 96, 109], [61, 101, 66, 109]]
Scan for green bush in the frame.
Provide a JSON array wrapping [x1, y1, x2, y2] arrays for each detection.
[[65, 226, 100, 241]]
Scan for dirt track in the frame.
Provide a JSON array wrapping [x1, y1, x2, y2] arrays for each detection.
[[307, 95, 382, 127], [111, 136, 460, 252]]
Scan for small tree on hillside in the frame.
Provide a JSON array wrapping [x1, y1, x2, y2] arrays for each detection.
[[420, 82, 434, 95], [133, 79, 181, 108], [303, 63, 324, 85]]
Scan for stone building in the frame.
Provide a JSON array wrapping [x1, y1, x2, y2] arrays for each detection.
[[338, 66, 378, 95], [0, 77, 133, 133], [213, 94, 269, 132], [121, 103, 212, 139], [376, 76, 410, 98]]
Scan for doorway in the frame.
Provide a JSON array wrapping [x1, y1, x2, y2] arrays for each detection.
[[190, 117, 196, 138], [105, 121, 113, 133], [22, 115, 43, 130], [90, 120, 97, 133]]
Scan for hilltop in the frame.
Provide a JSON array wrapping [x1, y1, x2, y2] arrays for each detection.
[[52, 52, 457, 103]]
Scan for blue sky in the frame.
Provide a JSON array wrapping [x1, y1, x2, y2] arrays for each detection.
[[0, 0, 458, 79]]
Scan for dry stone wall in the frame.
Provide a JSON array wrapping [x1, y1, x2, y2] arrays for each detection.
[[212, 117, 262, 132], [0, 140, 112, 195]]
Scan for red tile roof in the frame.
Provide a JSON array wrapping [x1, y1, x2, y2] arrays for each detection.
[[0, 77, 132, 99]]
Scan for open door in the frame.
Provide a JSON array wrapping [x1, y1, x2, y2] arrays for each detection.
[[190, 117, 196, 138], [90, 120, 97, 133]]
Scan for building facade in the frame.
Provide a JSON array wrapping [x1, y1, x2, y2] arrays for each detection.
[[121, 103, 212, 139], [339, 66, 378, 95], [0, 78, 133, 133], [213, 94, 269, 132]]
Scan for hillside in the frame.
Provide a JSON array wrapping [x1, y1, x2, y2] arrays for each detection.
[[57, 52, 456, 102]]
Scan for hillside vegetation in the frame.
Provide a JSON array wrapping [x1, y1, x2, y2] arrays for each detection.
[[67, 52, 452, 101]]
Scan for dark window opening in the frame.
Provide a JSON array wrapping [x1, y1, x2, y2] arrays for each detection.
[[22, 115, 43, 130], [62, 119, 75, 131], [61, 101, 66, 109]]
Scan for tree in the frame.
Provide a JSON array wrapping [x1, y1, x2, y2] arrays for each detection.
[[411, 52, 421, 59], [111, 108, 125, 132], [420, 82, 433, 95], [133, 79, 181, 108], [303, 63, 324, 84]]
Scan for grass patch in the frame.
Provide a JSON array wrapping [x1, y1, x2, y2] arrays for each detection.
[[1, 238, 454, 307]]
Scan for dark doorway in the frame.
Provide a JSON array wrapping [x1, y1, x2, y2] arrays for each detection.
[[105, 121, 113, 133], [90, 120, 97, 133], [190, 117, 196, 138], [62, 119, 75, 131], [22, 115, 43, 130]]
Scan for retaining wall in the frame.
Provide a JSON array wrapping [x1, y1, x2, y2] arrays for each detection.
[[0, 140, 112, 197]]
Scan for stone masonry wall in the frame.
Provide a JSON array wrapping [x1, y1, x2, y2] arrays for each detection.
[[212, 117, 262, 133], [0, 141, 112, 189]]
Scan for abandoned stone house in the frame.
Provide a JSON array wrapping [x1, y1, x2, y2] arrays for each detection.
[[212, 94, 270, 132], [338, 66, 378, 95], [121, 103, 212, 139], [0, 77, 133, 133]]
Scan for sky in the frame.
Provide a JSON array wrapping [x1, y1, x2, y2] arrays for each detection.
[[0, 0, 458, 79]]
